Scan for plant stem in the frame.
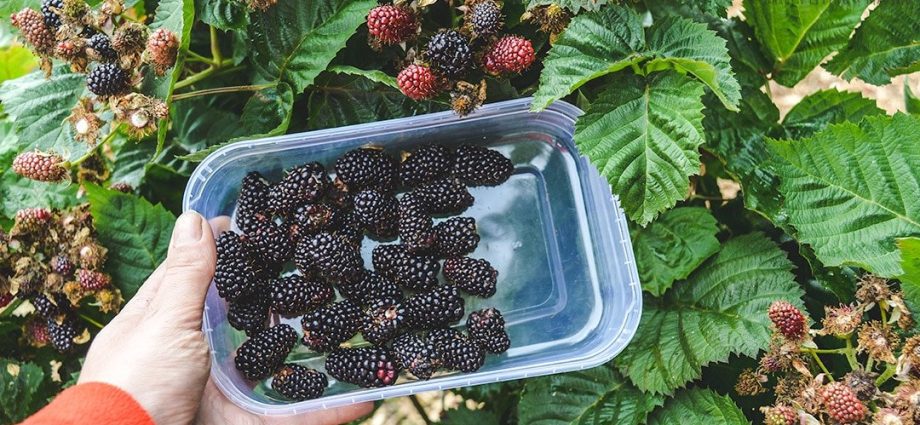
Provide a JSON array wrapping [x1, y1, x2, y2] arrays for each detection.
[[880, 301, 889, 325], [79, 313, 105, 329], [68, 127, 120, 167], [802, 347, 850, 354], [210, 26, 223, 64], [409, 395, 434, 425], [0, 299, 24, 318], [172, 83, 276, 101], [876, 364, 897, 386], [184, 50, 217, 66], [809, 350, 834, 380], [845, 338, 860, 370], [174, 66, 218, 90]]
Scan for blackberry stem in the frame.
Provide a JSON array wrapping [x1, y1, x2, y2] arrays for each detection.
[[173, 60, 235, 90], [79, 313, 104, 329], [0, 299, 23, 318], [210, 26, 223, 64], [68, 125, 122, 167], [409, 395, 434, 425], [876, 364, 896, 386], [172, 83, 278, 101], [185, 50, 216, 66]]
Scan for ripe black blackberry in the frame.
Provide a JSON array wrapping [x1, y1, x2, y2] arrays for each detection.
[[339, 270, 402, 307], [330, 210, 364, 248], [87, 33, 118, 62], [362, 297, 406, 345], [301, 300, 363, 351], [416, 179, 474, 215], [227, 293, 269, 337], [353, 189, 399, 239], [294, 232, 363, 284], [393, 250, 440, 291], [268, 162, 330, 214], [215, 231, 259, 302], [398, 193, 438, 254], [272, 364, 328, 401], [392, 333, 441, 380], [429, 328, 485, 372], [406, 285, 465, 330], [443, 257, 497, 297], [434, 217, 480, 258], [466, 0, 503, 37], [325, 347, 400, 387], [52, 255, 75, 278], [467, 308, 510, 353], [426, 30, 472, 79], [372, 244, 405, 281], [41, 0, 63, 29], [247, 219, 294, 264], [234, 324, 298, 380], [47, 315, 80, 352], [400, 145, 453, 187], [32, 293, 70, 319], [335, 148, 398, 193], [289, 203, 334, 241], [452, 145, 513, 186], [86, 63, 130, 97], [235, 171, 271, 234], [267, 275, 334, 318]]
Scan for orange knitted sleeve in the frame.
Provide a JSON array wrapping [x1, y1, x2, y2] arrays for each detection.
[[20, 382, 154, 425]]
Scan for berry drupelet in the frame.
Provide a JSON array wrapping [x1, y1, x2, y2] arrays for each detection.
[[338, 270, 402, 307], [325, 347, 400, 388], [434, 217, 480, 258], [426, 30, 472, 79], [452, 145, 513, 186], [40, 0, 63, 29], [215, 231, 260, 302], [32, 293, 70, 319], [11, 8, 54, 54], [393, 249, 441, 291], [288, 203, 334, 241], [145, 28, 179, 76], [429, 328, 485, 372], [415, 179, 474, 215], [443, 257, 497, 297], [406, 285, 465, 330], [247, 219, 294, 265], [235, 324, 299, 381], [86, 63, 130, 97], [334, 148, 398, 193], [821, 382, 867, 424], [467, 308, 510, 353], [353, 189, 399, 239], [267, 275, 333, 318], [392, 333, 441, 380], [301, 300, 363, 352], [294, 232, 363, 285], [367, 5, 417, 45], [398, 194, 438, 254], [397, 64, 440, 101], [47, 315, 80, 353], [372, 244, 406, 281], [483, 35, 536, 75], [77, 269, 111, 291], [272, 364, 328, 401]]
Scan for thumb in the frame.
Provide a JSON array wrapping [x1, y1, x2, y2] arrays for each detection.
[[147, 211, 216, 327]]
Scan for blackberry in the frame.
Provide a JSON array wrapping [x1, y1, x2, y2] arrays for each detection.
[[41, 0, 63, 29], [77, 269, 111, 290], [87, 33, 118, 62], [768, 301, 807, 341], [234, 324, 298, 381], [247, 220, 294, 264], [434, 217, 480, 258], [272, 364, 328, 401], [353, 189, 399, 239], [52, 255, 75, 278], [325, 347, 400, 387], [12, 151, 67, 182], [398, 193, 437, 254], [482, 35, 536, 75], [32, 293, 70, 319], [294, 232, 363, 285], [453, 145, 513, 186], [335, 148, 398, 193], [426, 30, 472, 79], [86, 63, 130, 97], [339, 270, 402, 307], [466, 0, 503, 37], [215, 231, 260, 302], [406, 285, 465, 330], [400, 145, 453, 187], [267, 275, 333, 318], [362, 297, 406, 345], [372, 244, 405, 281], [443, 257, 497, 297], [392, 333, 441, 380], [328, 177, 353, 209], [145, 28, 179, 76], [227, 293, 269, 337], [367, 5, 417, 45], [329, 210, 364, 248], [268, 162, 330, 214], [289, 203, 334, 241], [416, 179, 474, 215], [467, 308, 510, 353], [301, 301, 363, 351], [235, 171, 271, 234], [393, 250, 440, 291], [397, 64, 441, 101], [429, 328, 484, 372], [47, 315, 80, 353]]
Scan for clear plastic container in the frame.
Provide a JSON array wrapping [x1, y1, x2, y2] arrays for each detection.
[[183, 97, 642, 415]]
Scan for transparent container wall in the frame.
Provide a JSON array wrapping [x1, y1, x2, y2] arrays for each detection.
[[184, 98, 642, 415]]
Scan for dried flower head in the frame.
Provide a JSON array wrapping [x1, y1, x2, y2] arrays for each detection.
[[899, 336, 920, 378], [774, 374, 808, 405], [112, 22, 148, 67], [873, 407, 908, 425], [527, 4, 571, 36], [890, 293, 915, 330], [893, 380, 920, 418], [62, 280, 84, 305], [844, 370, 878, 401], [68, 98, 102, 145], [858, 321, 900, 363], [857, 274, 892, 305], [110, 93, 168, 138], [734, 368, 767, 396], [450, 80, 486, 117], [94, 288, 123, 314], [821, 304, 863, 337]]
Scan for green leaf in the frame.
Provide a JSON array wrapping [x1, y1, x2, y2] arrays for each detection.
[[0, 68, 87, 161], [0, 45, 36, 83], [646, 388, 749, 425], [144, 0, 194, 156], [767, 113, 920, 277], [86, 184, 175, 299], [899, 238, 920, 313], [440, 406, 500, 425], [328, 65, 399, 90], [824, 1, 920, 85], [615, 233, 801, 393], [524, 0, 608, 13], [781, 89, 883, 139], [906, 82, 920, 115], [710, 18, 771, 87], [248, 0, 376, 92], [744, 0, 869, 86], [575, 72, 704, 225], [518, 364, 664, 425], [0, 360, 48, 423], [196, 0, 248, 31], [633, 207, 720, 296]]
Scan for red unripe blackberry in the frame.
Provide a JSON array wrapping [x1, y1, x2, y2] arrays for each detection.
[[145, 28, 178, 76], [429, 328, 484, 372], [26, 319, 49, 347], [362, 296, 406, 345], [466, 1, 503, 37], [443, 257, 497, 297], [325, 347, 400, 387], [467, 308, 510, 353], [483, 35, 536, 75], [426, 30, 472, 79], [821, 382, 867, 424], [434, 217, 480, 258], [294, 232, 363, 285], [406, 285, 465, 330], [235, 324, 298, 381], [272, 364, 328, 401], [40, 0, 63, 29], [0, 293, 13, 309], [398, 193, 438, 254], [47, 315, 80, 353], [335, 148, 398, 193], [268, 162, 329, 214], [415, 179, 474, 215], [353, 189, 399, 239], [452, 145, 513, 186], [86, 63, 130, 97], [267, 275, 333, 318], [88, 33, 118, 62], [15, 207, 53, 231], [247, 219, 294, 264], [215, 231, 260, 302], [235, 171, 271, 234], [301, 300, 363, 352], [393, 250, 441, 291], [768, 300, 807, 341], [339, 270, 402, 307], [400, 145, 453, 187], [392, 333, 441, 380], [397, 64, 440, 101], [761, 405, 797, 425], [367, 5, 417, 45], [289, 203, 334, 241], [77, 269, 110, 290], [227, 292, 269, 337], [12, 152, 68, 182], [11, 8, 54, 54]]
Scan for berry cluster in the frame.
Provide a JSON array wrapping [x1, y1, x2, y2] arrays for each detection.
[[0, 205, 119, 354], [220, 144, 514, 401], [366, 1, 537, 116]]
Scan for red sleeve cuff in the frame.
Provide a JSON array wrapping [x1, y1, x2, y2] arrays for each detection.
[[20, 382, 155, 425]]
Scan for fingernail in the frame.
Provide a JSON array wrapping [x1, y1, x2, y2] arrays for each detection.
[[174, 211, 203, 246]]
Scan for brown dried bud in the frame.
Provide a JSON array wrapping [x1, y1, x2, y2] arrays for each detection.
[[774, 375, 808, 405], [144, 28, 178, 76], [62, 280, 84, 305], [12, 151, 68, 182], [110, 93, 168, 138], [890, 293, 915, 330], [843, 370, 878, 401], [112, 22, 148, 67], [68, 98, 102, 145], [450, 80, 486, 117], [873, 408, 907, 425], [734, 368, 766, 396], [899, 335, 920, 378], [821, 304, 862, 337], [857, 321, 900, 363], [78, 242, 107, 270], [856, 274, 892, 304], [94, 288, 123, 314], [11, 8, 54, 55], [527, 4, 571, 36], [246, 0, 277, 11]]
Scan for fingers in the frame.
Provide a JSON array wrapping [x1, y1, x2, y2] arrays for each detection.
[[147, 211, 217, 327]]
